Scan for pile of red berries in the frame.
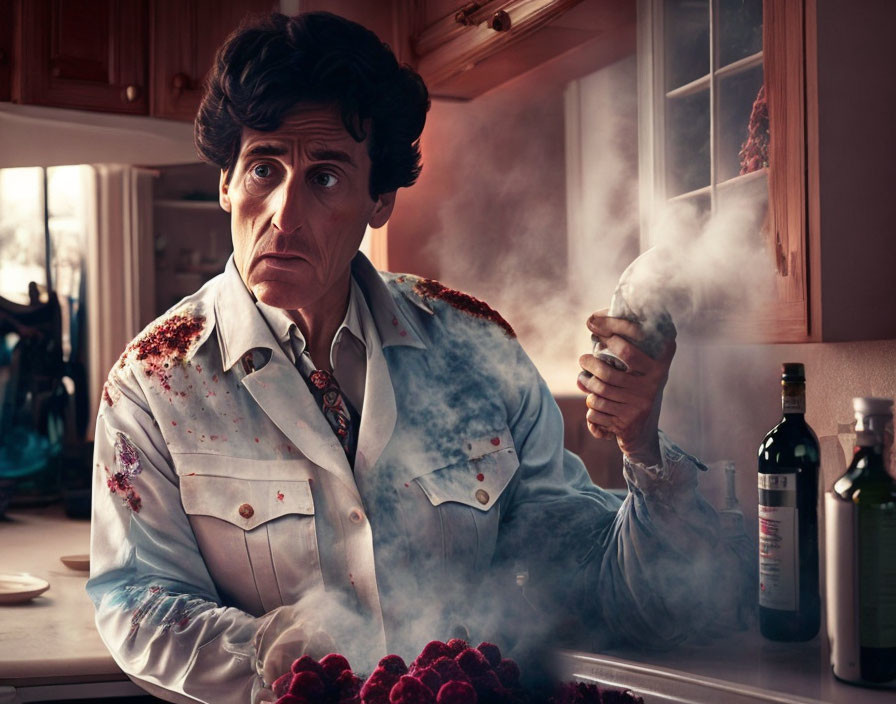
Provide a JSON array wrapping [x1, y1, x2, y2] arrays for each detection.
[[271, 640, 642, 704]]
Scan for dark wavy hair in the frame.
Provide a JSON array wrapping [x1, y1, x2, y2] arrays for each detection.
[[194, 12, 430, 199]]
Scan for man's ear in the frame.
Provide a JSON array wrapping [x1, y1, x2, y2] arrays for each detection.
[[219, 170, 232, 213], [369, 191, 396, 229]]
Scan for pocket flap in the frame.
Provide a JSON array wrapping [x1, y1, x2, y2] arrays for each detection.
[[416, 430, 519, 512], [180, 474, 314, 530]]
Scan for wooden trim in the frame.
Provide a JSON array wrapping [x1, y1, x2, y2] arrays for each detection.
[[803, 0, 820, 342], [763, 0, 810, 341], [415, 0, 584, 90]]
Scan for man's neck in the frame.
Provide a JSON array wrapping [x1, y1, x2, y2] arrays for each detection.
[[288, 274, 351, 372]]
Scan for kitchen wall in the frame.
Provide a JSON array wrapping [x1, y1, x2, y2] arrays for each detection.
[[386, 3, 896, 528]]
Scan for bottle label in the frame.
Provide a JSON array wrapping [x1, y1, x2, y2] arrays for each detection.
[[758, 472, 799, 610], [782, 395, 806, 414], [859, 503, 896, 648]]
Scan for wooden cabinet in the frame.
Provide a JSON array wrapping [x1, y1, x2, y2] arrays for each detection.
[[639, 0, 896, 343], [149, 0, 273, 121], [0, 1, 12, 101], [8, 0, 274, 121], [406, 0, 633, 99], [13, 0, 149, 115]]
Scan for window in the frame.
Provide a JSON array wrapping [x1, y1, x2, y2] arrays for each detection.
[[641, 0, 768, 227]]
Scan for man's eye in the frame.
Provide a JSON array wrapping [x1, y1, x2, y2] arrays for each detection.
[[311, 172, 338, 189], [252, 164, 273, 179]]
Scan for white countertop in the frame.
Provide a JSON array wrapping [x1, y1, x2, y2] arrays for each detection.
[[0, 505, 124, 687], [559, 629, 895, 703]]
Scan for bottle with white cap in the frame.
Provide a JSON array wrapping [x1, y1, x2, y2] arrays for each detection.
[[826, 397, 896, 686]]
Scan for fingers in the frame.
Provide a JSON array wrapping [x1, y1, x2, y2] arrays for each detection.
[[587, 312, 645, 345], [587, 420, 613, 440]]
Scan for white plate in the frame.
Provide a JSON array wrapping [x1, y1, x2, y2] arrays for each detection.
[[0, 573, 50, 604], [60, 554, 90, 571]]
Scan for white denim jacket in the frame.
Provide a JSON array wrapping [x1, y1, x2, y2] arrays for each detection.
[[88, 253, 750, 704]]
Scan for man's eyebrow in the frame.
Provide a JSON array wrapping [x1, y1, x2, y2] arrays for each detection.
[[308, 149, 356, 166], [242, 144, 288, 158]]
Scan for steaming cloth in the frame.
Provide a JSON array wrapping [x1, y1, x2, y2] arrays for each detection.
[[88, 253, 751, 704]]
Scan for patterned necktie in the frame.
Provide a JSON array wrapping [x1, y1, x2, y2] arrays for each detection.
[[295, 349, 360, 465]]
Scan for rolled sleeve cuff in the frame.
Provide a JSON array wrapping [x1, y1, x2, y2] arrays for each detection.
[[622, 430, 707, 496]]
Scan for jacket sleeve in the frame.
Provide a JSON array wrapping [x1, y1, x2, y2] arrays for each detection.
[[88, 371, 272, 704], [495, 346, 753, 651]]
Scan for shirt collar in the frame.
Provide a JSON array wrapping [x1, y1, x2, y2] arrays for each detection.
[[215, 252, 426, 372]]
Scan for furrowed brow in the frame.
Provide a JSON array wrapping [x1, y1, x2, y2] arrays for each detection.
[[243, 144, 288, 159], [308, 149, 356, 166]]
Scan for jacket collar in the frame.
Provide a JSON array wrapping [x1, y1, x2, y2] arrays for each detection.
[[216, 253, 427, 372]]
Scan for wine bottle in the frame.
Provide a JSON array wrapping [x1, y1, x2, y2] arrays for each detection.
[[827, 397, 896, 685], [757, 363, 820, 641]]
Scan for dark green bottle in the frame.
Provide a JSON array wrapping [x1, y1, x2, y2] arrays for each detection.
[[757, 363, 820, 641], [828, 397, 896, 684]]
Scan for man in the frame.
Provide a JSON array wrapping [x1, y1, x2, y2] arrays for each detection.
[[88, 12, 750, 704]]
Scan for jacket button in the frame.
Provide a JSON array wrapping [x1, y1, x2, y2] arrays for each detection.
[[238, 503, 254, 519], [475, 489, 489, 505], [349, 508, 364, 523]]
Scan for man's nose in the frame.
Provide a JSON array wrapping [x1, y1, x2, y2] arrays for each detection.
[[272, 176, 308, 234]]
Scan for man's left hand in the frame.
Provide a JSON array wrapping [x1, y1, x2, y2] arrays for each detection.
[[576, 310, 676, 466]]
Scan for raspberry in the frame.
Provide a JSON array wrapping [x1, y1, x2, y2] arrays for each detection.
[[413, 665, 442, 695], [321, 653, 352, 682], [378, 654, 409, 676], [291, 655, 326, 681], [455, 648, 491, 678], [446, 639, 468, 656], [436, 681, 478, 704], [336, 670, 363, 704], [275, 695, 310, 704], [273, 672, 293, 698], [361, 667, 398, 704], [470, 671, 503, 701], [475, 643, 501, 669], [495, 659, 520, 688], [389, 674, 436, 704], [289, 671, 325, 699], [430, 657, 470, 684], [414, 641, 452, 669]]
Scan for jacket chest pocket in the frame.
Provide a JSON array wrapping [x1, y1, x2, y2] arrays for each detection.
[[180, 470, 322, 615], [412, 430, 519, 576]]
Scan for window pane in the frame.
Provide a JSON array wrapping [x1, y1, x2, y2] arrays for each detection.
[[665, 89, 711, 196], [664, 0, 710, 90], [48, 166, 90, 361], [0, 168, 46, 305], [717, 64, 766, 183], [718, 0, 763, 68]]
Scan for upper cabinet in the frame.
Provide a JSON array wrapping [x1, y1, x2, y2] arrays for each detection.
[[13, 0, 149, 115], [406, 0, 635, 99], [639, 0, 896, 343], [149, 0, 273, 121], [7, 0, 274, 121]]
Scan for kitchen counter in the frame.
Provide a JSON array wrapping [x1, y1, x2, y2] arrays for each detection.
[[558, 630, 895, 703], [3, 506, 894, 703], [0, 505, 145, 701]]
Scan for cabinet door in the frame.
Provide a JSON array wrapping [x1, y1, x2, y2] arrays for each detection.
[[0, 1, 11, 101], [150, 0, 275, 122], [14, 0, 148, 114]]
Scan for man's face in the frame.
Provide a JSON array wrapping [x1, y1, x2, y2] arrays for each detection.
[[220, 104, 395, 312]]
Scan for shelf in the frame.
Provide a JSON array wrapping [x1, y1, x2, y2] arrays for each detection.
[[716, 167, 768, 192], [155, 199, 222, 211]]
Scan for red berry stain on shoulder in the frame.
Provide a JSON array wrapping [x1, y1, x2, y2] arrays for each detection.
[[276, 491, 284, 502], [119, 313, 206, 392], [412, 279, 515, 338]]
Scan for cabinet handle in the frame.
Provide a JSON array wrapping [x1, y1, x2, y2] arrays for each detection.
[[123, 85, 141, 103], [488, 10, 511, 32], [172, 72, 190, 93]]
